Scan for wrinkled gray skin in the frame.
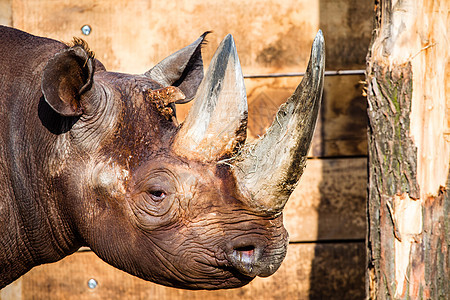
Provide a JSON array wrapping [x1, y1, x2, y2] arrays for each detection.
[[0, 26, 289, 289]]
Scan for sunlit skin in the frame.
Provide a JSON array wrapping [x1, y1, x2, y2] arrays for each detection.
[[66, 76, 289, 289]]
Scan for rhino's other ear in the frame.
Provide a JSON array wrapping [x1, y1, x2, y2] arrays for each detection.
[[41, 44, 94, 117], [145, 32, 210, 103]]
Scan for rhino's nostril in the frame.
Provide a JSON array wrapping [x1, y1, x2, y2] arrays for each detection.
[[234, 245, 255, 256], [234, 245, 256, 261], [227, 233, 288, 278], [230, 244, 259, 275]]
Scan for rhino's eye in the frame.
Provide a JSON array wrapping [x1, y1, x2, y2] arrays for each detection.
[[148, 189, 166, 202]]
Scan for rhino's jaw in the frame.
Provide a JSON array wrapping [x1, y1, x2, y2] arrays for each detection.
[[127, 214, 289, 290], [158, 216, 289, 289]]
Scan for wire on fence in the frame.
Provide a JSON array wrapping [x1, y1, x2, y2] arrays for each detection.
[[243, 69, 365, 79]]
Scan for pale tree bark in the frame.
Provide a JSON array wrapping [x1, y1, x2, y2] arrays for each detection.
[[366, 0, 449, 299]]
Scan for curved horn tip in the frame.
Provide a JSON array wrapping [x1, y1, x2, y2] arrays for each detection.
[[224, 33, 234, 41], [231, 31, 324, 214], [315, 29, 324, 40], [313, 30, 325, 51]]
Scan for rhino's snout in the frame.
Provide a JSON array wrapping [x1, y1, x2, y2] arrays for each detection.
[[227, 233, 288, 278]]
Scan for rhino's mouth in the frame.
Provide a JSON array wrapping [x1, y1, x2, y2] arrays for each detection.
[[174, 233, 287, 289]]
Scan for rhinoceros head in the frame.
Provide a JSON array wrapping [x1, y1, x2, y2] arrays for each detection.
[[40, 31, 324, 289]]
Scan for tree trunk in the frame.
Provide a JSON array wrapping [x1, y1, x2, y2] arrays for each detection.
[[366, 0, 449, 299]]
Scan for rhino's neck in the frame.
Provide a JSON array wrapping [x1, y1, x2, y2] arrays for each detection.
[[0, 117, 81, 290], [0, 27, 82, 288], [0, 87, 83, 289]]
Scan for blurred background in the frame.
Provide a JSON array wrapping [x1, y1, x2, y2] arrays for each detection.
[[0, 0, 372, 299]]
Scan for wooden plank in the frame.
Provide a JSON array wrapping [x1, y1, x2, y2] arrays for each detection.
[[11, 0, 372, 74], [7, 243, 364, 300], [10, 0, 316, 74], [313, 75, 367, 157], [285, 157, 366, 242], [0, 279, 21, 300], [0, 0, 12, 26], [319, 0, 373, 70]]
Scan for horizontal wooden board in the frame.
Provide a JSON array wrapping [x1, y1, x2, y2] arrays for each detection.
[[10, 0, 372, 74], [284, 157, 367, 241], [2, 243, 365, 300]]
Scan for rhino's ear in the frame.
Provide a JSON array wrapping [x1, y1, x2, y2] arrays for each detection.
[[41, 43, 95, 117], [145, 32, 210, 103]]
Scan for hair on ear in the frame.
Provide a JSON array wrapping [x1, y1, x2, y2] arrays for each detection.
[[66, 37, 95, 60], [199, 31, 212, 48]]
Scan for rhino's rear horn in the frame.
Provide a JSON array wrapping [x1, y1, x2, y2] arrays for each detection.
[[232, 30, 325, 214], [172, 34, 248, 162]]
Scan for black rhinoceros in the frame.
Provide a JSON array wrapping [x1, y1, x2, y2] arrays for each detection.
[[0, 25, 324, 289]]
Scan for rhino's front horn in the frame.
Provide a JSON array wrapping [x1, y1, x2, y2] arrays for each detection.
[[233, 30, 325, 214], [172, 34, 248, 161]]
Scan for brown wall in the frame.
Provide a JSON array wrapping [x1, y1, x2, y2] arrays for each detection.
[[0, 0, 373, 298]]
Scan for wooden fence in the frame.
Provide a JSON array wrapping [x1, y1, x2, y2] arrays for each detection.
[[0, 0, 373, 298]]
